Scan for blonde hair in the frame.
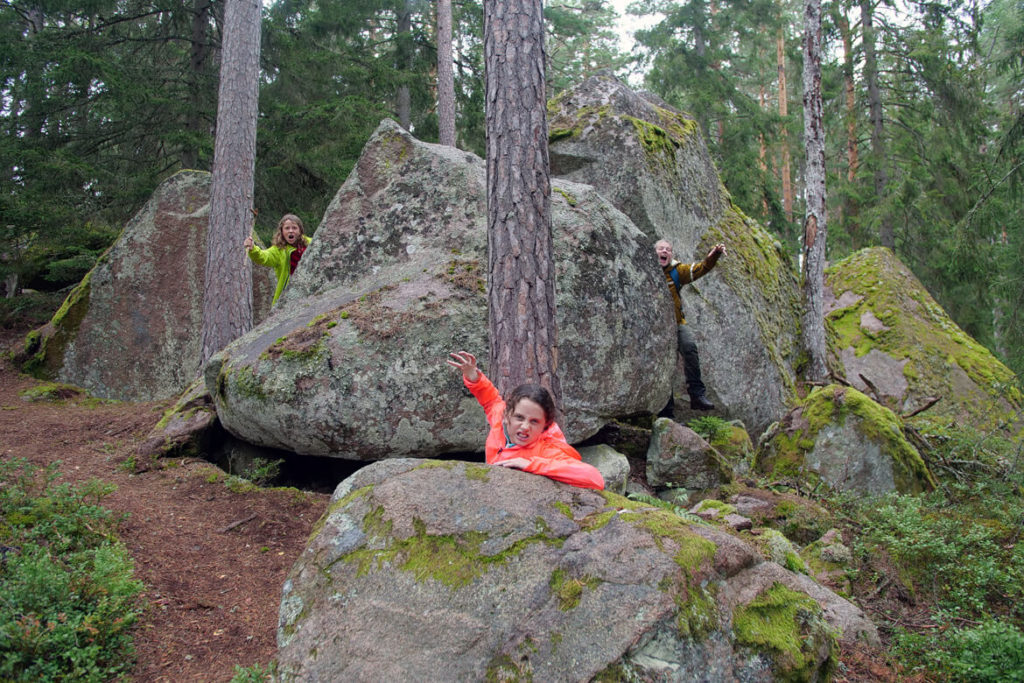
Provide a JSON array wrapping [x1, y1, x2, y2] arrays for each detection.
[[271, 214, 305, 248]]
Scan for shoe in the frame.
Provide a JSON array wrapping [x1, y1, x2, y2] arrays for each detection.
[[690, 395, 715, 411]]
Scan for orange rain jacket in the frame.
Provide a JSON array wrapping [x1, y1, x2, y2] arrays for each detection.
[[464, 372, 604, 490]]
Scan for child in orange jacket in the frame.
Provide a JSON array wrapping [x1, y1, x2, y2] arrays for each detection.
[[447, 351, 604, 490]]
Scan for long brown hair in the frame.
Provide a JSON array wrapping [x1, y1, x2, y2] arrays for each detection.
[[271, 214, 305, 248]]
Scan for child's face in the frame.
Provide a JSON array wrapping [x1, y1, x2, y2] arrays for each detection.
[[504, 397, 548, 447], [281, 220, 302, 245]]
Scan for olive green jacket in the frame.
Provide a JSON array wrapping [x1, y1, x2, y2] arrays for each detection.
[[662, 254, 719, 324]]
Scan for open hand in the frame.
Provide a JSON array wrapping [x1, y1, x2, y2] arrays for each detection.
[[447, 351, 480, 383]]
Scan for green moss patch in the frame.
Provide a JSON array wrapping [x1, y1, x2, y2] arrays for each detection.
[[20, 269, 94, 378], [826, 247, 1022, 433], [264, 312, 334, 361], [706, 207, 801, 394], [18, 382, 84, 403], [733, 582, 837, 681], [340, 507, 564, 589], [549, 568, 602, 610], [755, 384, 936, 494], [439, 258, 485, 296]]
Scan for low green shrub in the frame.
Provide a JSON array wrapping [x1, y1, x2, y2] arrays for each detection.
[[687, 415, 731, 442], [837, 421, 1024, 679], [0, 459, 144, 682], [894, 618, 1024, 682], [230, 661, 277, 682]]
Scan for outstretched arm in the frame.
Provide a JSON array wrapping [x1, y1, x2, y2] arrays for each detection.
[[706, 243, 726, 263], [448, 351, 504, 424], [679, 243, 728, 284]]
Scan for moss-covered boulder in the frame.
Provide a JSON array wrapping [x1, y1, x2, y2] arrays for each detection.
[[207, 119, 674, 460], [801, 529, 853, 596], [17, 171, 275, 401], [277, 459, 877, 681], [689, 417, 755, 470], [826, 247, 1022, 435], [134, 377, 218, 465], [754, 385, 936, 495], [549, 72, 802, 437], [647, 417, 733, 490]]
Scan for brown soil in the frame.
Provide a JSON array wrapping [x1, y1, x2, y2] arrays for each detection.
[[1, 328, 330, 682]]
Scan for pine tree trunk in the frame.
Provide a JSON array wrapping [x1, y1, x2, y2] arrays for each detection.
[[200, 0, 259, 366], [837, 8, 858, 183], [801, 0, 828, 383], [396, 2, 412, 130], [483, 0, 561, 401], [759, 83, 769, 214], [183, 0, 213, 170], [437, 0, 456, 146], [777, 29, 793, 223], [834, 1, 860, 244], [861, 0, 892, 248]]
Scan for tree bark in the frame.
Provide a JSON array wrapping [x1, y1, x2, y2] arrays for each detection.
[[437, 0, 456, 146], [759, 83, 769, 214], [777, 28, 793, 223], [396, 1, 412, 131], [183, 0, 213, 170], [861, 0, 892, 248], [834, 1, 861, 244], [200, 0, 259, 366], [836, 6, 858, 184], [483, 0, 560, 401], [801, 0, 828, 383]]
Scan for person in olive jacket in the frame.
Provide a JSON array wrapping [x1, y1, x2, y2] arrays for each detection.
[[244, 213, 311, 305], [656, 239, 726, 412]]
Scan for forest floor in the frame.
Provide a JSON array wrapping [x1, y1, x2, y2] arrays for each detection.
[[1, 318, 900, 682], [1, 325, 330, 682]]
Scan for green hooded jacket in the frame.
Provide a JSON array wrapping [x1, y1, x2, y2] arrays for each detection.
[[248, 235, 312, 304]]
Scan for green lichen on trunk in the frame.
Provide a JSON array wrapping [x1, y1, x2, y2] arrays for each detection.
[[732, 582, 837, 682]]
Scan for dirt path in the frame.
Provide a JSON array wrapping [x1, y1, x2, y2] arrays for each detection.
[[0, 348, 329, 682]]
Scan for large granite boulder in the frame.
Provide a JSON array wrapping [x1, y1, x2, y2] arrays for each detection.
[[754, 384, 937, 495], [646, 417, 733, 490], [277, 459, 878, 681], [18, 171, 274, 401], [826, 247, 1022, 435], [549, 72, 801, 436], [207, 120, 674, 459]]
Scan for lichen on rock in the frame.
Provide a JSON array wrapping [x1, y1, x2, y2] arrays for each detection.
[[276, 459, 874, 681], [826, 247, 1022, 436], [754, 384, 936, 495]]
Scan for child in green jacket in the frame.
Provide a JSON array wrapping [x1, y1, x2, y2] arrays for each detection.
[[245, 213, 311, 304]]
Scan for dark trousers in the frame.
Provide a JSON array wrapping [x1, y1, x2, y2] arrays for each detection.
[[659, 324, 707, 417], [677, 324, 706, 398]]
